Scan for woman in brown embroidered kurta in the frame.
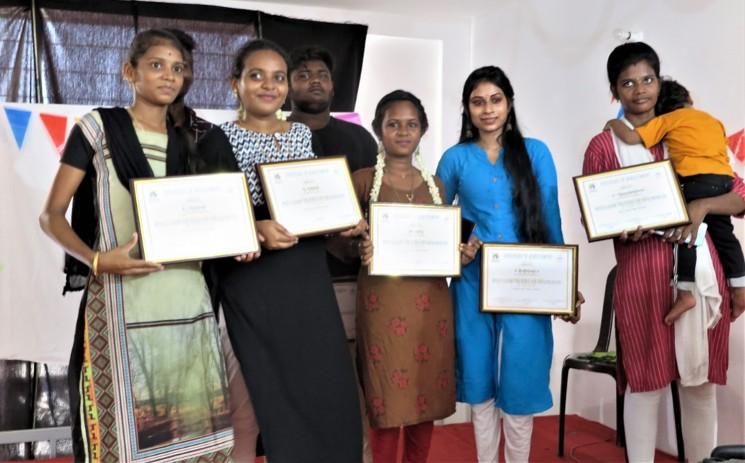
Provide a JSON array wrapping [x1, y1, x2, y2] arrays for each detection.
[[353, 90, 455, 463]]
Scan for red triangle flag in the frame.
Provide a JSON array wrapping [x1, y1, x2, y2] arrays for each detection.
[[729, 128, 744, 162], [39, 113, 68, 157]]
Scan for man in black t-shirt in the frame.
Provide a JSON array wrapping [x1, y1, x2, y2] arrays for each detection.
[[288, 46, 377, 278]]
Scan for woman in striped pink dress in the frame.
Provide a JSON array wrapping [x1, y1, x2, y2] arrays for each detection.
[[583, 42, 745, 462]]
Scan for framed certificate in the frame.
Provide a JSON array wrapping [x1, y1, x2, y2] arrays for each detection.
[[480, 243, 577, 315], [369, 202, 461, 277], [131, 173, 259, 263], [258, 156, 363, 237], [573, 160, 689, 241]]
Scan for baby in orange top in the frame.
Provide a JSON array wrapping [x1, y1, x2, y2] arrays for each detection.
[[606, 79, 744, 325]]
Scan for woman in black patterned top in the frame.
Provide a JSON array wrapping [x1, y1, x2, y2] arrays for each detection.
[[197, 39, 363, 463]]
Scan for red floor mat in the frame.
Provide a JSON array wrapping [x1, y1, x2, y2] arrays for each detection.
[[2, 415, 678, 462]]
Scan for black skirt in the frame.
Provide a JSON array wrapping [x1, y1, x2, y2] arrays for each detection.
[[206, 235, 362, 463]]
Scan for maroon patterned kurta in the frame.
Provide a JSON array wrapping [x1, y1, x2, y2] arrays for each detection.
[[583, 131, 745, 392], [353, 167, 456, 428]]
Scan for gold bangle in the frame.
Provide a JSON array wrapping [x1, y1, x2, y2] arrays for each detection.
[[91, 251, 101, 276]]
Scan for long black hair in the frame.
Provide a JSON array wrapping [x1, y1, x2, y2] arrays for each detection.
[[459, 66, 546, 243]]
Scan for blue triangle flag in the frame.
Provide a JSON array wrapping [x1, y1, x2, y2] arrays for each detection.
[[3, 107, 32, 150]]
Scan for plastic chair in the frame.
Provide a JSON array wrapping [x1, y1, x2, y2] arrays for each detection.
[[557, 266, 685, 462], [703, 445, 745, 462]]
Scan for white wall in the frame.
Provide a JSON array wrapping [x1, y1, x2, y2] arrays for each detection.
[[471, 0, 745, 449]]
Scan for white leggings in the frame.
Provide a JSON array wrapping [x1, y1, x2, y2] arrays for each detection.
[[472, 399, 534, 463], [624, 382, 717, 463]]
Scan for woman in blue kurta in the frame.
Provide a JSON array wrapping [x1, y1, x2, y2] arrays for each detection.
[[436, 66, 581, 462]]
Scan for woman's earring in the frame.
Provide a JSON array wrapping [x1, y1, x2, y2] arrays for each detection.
[[237, 102, 246, 121]]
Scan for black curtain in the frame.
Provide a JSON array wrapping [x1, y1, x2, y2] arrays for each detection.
[[35, 0, 259, 107], [0, 0, 368, 109], [0, 3, 36, 102], [0, 1, 367, 460], [261, 12, 367, 111]]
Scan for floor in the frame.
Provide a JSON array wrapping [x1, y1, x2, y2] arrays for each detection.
[[1, 414, 679, 462]]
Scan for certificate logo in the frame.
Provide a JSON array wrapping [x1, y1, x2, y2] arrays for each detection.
[[491, 253, 500, 262], [588, 183, 596, 192], [274, 173, 282, 183]]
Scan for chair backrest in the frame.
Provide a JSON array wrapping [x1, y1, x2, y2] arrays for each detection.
[[709, 445, 745, 461], [592, 266, 617, 353]]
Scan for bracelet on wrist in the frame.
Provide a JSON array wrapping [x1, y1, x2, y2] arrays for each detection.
[[91, 251, 101, 276]]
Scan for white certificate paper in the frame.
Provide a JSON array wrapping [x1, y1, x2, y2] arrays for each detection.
[[258, 157, 362, 237], [131, 173, 259, 263], [481, 244, 577, 315], [574, 160, 689, 241], [369, 203, 461, 277]]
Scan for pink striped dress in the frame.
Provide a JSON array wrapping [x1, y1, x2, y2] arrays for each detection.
[[582, 131, 744, 392]]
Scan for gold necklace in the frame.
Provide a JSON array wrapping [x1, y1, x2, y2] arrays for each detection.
[[384, 169, 417, 203]]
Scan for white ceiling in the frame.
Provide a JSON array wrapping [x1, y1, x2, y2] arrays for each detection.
[[229, 0, 480, 19]]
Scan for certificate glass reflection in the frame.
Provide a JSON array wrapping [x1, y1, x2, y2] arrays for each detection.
[[480, 243, 577, 315], [258, 156, 362, 237], [573, 160, 689, 241], [131, 173, 259, 263], [369, 203, 461, 277]]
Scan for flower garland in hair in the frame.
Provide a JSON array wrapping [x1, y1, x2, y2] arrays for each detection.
[[369, 143, 442, 205]]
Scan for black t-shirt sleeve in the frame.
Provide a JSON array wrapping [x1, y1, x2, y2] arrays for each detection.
[[195, 126, 240, 174], [311, 131, 324, 157], [358, 126, 378, 170], [60, 124, 94, 170]]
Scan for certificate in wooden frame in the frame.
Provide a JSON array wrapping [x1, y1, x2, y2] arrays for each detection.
[[368, 202, 462, 277], [258, 156, 363, 237], [131, 172, 259, 264], [480, 243, 577, 315], [573, 160, 689, 242]]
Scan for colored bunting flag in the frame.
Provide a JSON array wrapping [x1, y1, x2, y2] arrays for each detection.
[[728, 128, 744, 162], [3, 107, 32, 150], [335, 112, 362, 126], [39, 113, 68, 156]]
